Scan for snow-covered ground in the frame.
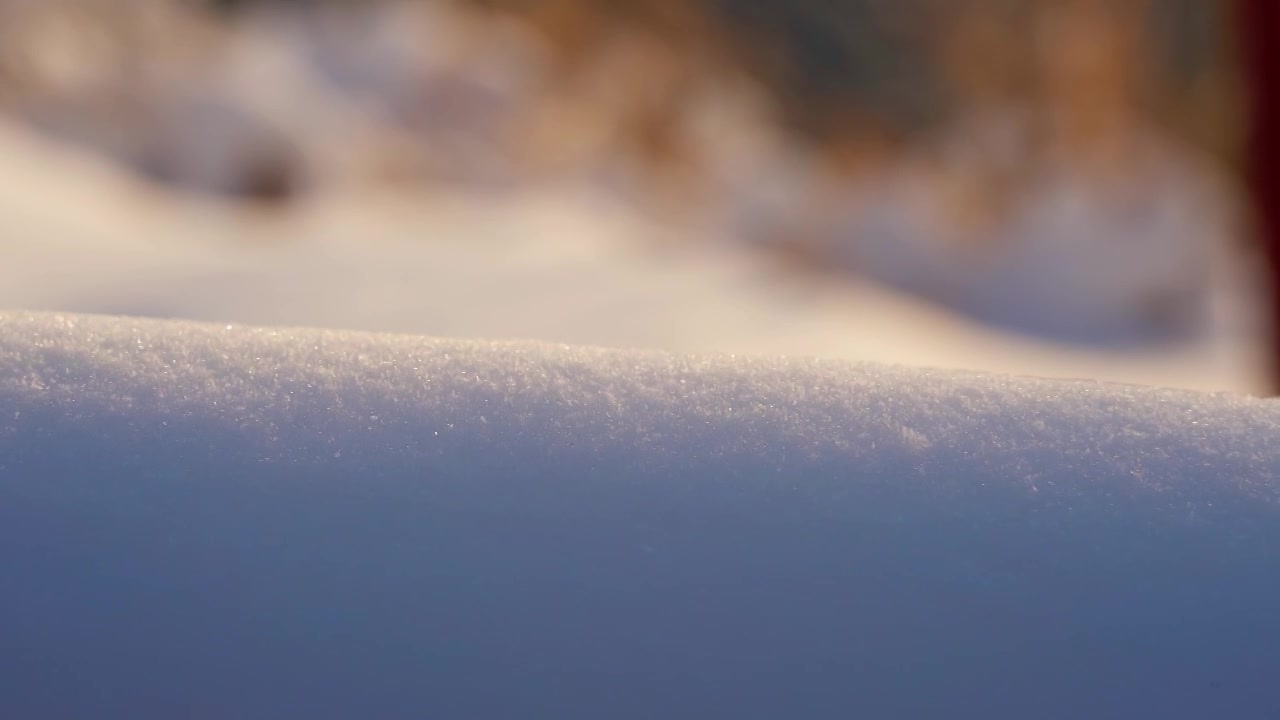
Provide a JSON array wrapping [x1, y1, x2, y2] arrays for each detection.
[[0, 114, 1268, 394], [0, 0, 1268, 394], [3, 5, 1276, 717], [2, 311, 1277, 717]]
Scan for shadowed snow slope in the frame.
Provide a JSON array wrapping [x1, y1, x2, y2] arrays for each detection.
[[2, 311, 1278, 718]]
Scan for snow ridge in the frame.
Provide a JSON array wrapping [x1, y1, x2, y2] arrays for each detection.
[[2, 311, 1278, 718]]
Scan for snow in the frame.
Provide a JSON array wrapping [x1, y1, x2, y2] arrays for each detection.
[[1, 4, 1274, 713], [0, 114, 1267, 395], [0, 0, 1267, 393], [818, 126, 1237, 345], [2, 311, 1278, 718]]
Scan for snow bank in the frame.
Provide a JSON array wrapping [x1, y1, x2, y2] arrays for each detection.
[[0, 115, 1265, 394], [2, 311, 1278, 718]]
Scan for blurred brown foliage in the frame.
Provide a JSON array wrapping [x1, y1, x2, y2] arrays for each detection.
[[0, 0, 1243, 211], [485, 0, 1243, 224]]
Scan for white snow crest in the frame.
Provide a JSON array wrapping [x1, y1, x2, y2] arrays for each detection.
[[1, 311, 1276, 491], [3, 311, 1280, 718]]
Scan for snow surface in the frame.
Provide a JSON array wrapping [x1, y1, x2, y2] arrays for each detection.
[[2, 311, 1278, 718], [0, 1, 1265, 394], [0, 116, 1267, 395]]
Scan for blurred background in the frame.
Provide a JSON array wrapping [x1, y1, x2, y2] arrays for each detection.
[[0, 0, 1273, 393]]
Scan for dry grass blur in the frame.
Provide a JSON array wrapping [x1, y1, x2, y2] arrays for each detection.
[[0, 0, 1237, 204]]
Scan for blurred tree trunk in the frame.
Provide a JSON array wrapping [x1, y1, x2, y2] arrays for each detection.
[[1236, 0, 1280, 394]]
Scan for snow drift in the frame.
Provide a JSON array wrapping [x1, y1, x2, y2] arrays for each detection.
[[1, 311, 1278, 718]]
